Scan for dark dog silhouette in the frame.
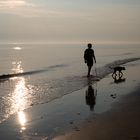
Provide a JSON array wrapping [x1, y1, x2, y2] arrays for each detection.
[[110, 66, 126, 77]]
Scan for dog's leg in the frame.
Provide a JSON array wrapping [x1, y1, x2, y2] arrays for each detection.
[[119, 71, 123, 78], [112, 71, 117, 78]]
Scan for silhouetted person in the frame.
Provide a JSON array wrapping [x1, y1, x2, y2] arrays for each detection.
[[85, 85, 97, 111], [84, 43, 96, 77]]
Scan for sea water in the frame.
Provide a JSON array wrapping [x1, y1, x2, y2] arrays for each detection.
[[0, 43, 140, 123]]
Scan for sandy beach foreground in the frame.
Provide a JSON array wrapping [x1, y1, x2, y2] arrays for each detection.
[[53, 62, 140, 140], [53, 85, 140, 140]]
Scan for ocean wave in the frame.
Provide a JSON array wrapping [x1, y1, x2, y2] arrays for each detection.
[[0, 64, 68, 80]]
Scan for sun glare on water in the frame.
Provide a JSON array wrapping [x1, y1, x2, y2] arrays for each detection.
[[13, 47, 22, 50], [18, 111, 27, 131], [10, 61, 30, 132]]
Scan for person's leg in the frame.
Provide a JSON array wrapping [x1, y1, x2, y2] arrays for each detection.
[[87, 66, 92, 77]]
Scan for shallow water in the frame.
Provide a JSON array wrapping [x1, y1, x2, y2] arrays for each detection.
[[0, 43, 140, 124], [0, 60, 140, 140]]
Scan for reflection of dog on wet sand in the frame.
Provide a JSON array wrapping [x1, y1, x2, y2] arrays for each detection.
[[112, 74, 126, 84], [111, 66, 126, 84], [110, 66, 126, 77]]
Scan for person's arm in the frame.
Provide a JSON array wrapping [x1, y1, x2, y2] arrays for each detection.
[[84, 50, 87, 63]]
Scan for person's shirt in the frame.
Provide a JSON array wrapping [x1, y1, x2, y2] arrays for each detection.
[[84, 48, 94, 61]]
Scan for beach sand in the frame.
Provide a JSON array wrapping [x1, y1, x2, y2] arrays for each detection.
[[53, 62, 140, 140], [53, 86, 140, 140]]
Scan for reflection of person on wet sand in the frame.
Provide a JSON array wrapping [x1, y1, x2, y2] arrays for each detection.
[[85, 85, 97, 111]]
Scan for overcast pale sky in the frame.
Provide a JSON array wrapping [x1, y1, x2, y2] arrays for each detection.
[[0, 0, 140, 44]]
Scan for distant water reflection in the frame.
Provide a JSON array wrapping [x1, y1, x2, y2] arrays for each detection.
[[12, 61, 23, 73]]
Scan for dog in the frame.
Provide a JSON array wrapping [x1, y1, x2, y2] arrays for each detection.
[[110, 66, 126, 77]]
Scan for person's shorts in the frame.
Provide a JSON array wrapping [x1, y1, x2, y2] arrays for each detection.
[[87, 59, 93, 66]]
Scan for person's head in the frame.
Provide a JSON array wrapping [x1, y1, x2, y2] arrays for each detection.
[[88, 43, 92, 49]]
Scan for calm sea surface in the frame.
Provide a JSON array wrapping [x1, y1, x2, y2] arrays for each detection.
[[0, 43, 140, 123]]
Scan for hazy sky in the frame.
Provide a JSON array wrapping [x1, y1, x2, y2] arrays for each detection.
[[0, 0, 140, 44]]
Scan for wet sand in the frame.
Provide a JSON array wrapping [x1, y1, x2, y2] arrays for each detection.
[[53, 61, 140, 140], [53, 85, 140, 140]]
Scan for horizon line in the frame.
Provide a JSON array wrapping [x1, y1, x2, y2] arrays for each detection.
[[0, 41, 140, 45]]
